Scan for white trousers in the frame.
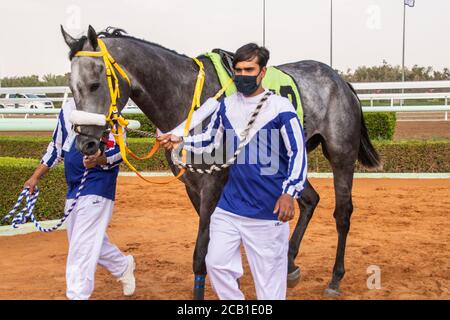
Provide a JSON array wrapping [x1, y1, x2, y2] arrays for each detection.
[[65, 195, 128, 300], [205, 207, 290, 300]]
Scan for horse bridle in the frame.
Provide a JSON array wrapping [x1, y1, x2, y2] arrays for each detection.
[[71, 37, 131, 152]]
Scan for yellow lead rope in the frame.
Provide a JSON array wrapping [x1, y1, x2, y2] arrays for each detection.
[[75, 38, 232, 184], [77, 38, 187, 184]]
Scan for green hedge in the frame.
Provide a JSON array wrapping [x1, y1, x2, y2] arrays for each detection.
[[125, 114, 157, 138], [0, 136, 169, 172], [1, 137, 449, 173], [0, 157, 66, 225], [363, 112, 396, 140], [307, 140, 450, 173]]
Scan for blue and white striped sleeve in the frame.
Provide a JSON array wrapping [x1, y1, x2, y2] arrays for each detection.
[[40, 110, 65, 168], [101, 132, 123, 170], [280, 112, 307, 199], [182, 101, 225, 154]]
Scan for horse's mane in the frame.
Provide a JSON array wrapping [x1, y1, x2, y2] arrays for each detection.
[[68, 26, 188, 60]]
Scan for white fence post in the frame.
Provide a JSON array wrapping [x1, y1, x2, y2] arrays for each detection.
[[445, 97, 448, 121], [62, 87, 69, 106]]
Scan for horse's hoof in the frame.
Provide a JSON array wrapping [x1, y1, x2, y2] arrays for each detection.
[[287, 267, 301, 288], [193, 287, 205, 300], [323, 287, 340, 297]]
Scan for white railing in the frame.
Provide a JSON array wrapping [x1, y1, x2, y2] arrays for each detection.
[[361, 105, 450, 112], [1, 105, 447, 131], [358, 92, 449, 106], [351, 80, 450, 121], [2, 81, 450, 96], [351, 80, 450, 90], [0, 87, 143, 131], [1, 81, 450, 122], [0, 86, 71, 105], [0, 86, 69, 94], [1, 80, 448, 94], [0, 108, 140, 115], [2, 105, 449, 114]]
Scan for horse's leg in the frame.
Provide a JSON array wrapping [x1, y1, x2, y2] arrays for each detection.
[[192, 184, 222, 300], [287, 179, 320, 287], [324, 161, 355, 297], [183, 185, 207, 299]]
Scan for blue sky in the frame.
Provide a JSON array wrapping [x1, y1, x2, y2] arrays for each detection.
[[0, 0, 448, 77]]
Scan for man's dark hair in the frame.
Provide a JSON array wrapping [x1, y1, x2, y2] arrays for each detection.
[[233, 43, 270, 69]]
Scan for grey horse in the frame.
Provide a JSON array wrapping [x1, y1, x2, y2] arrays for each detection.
[[61, 25, 380, 299]]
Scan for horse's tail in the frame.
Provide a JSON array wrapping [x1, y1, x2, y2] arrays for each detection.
[[347, 82, 381, 169]]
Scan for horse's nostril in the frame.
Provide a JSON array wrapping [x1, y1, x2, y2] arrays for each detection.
[[86, 141, 96, 150], [83, 141, 98, 155]]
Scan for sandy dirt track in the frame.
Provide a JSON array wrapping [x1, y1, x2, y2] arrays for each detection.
[[0, 177, 449, 300], [393, 121, 450, 140]]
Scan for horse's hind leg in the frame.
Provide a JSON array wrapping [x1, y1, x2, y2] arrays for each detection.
[[287, 179, 320, 287], [184, 186, 206, 299], [324, 161, 355, 297], [192, 216, 209, 300]]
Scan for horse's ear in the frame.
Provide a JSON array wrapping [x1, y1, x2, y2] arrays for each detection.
[[61, 25, 77, 48], [87, 25, 98, 50]]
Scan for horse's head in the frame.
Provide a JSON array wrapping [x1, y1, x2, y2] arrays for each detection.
[[61, 25, 129, 155]]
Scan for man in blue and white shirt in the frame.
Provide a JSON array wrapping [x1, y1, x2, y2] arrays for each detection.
[[24, 98, 135, 300], [158, 43, 307, 300]]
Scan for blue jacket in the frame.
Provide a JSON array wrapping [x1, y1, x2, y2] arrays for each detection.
[[183, 90, 307, 220], [40, 99, 123, 200]]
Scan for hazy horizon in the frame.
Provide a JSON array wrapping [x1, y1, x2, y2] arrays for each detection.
[[0, 0, 449, 78]]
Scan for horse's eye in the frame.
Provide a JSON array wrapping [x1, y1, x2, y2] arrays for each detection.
[[89, 83, 100, 92]]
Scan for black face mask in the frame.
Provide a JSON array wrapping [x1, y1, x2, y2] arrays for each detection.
[[234, 71, 261, 96]]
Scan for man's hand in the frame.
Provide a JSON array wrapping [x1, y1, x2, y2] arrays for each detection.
[[23, 163, 50, 194], [83, 149, 105, 169], [273, 193, 295, 222], [24, 177, 39, 194], [157, 133, 182, 151]]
